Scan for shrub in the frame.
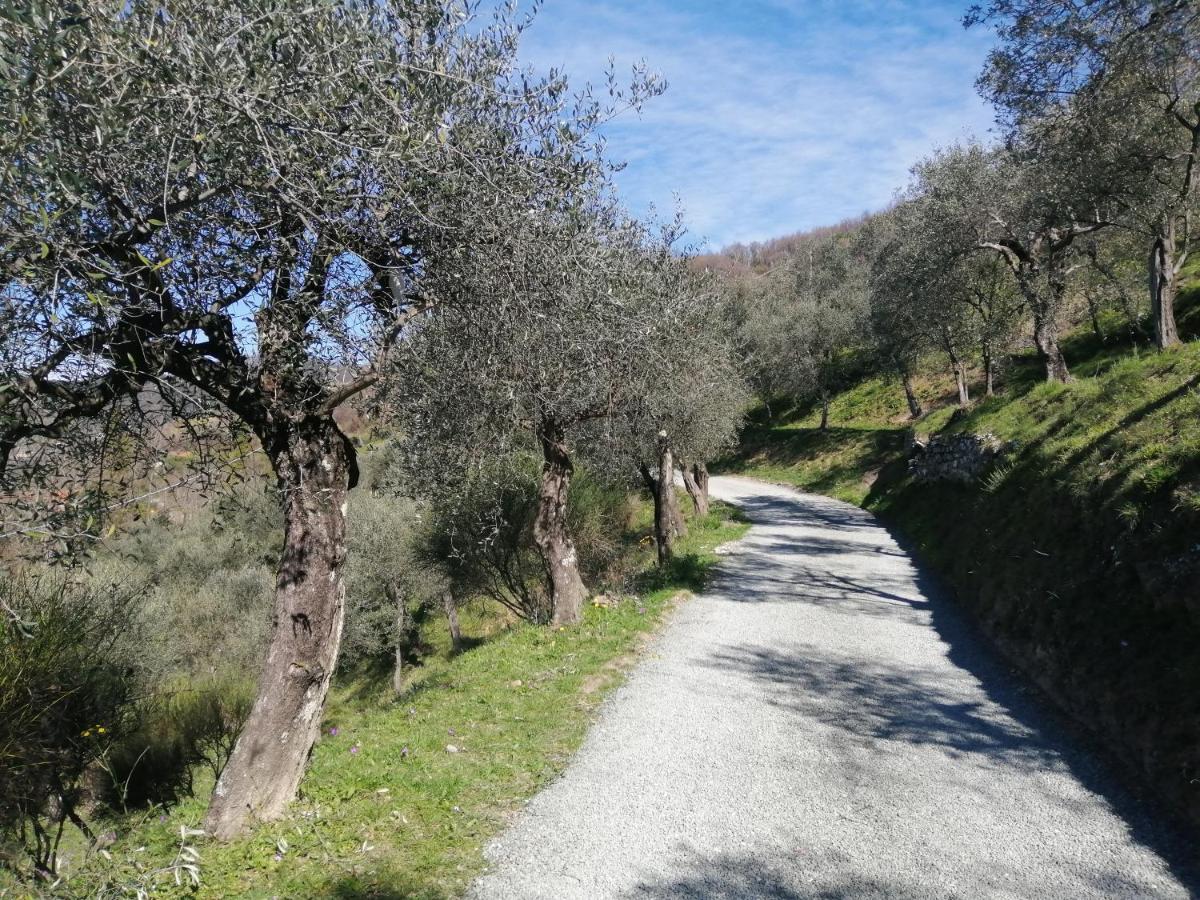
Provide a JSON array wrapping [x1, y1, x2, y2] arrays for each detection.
[[96, 486, 278, 680], [342, 490, 445, 671], [99, 675, 255, 811], [0, 573, 142, 878], [415, 457, 551, 623], [566, 468, 635, 585], [409, 455, 634, 624]]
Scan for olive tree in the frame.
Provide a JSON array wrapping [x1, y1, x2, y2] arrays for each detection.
[[872, 198, 1024, 404], [1079, 229, 1148, 340], [0, 0, 647, 837], [0, 574, 142, 878], [587, 261, 749, 562], [862, 209, 935, 417], [911, 143, 1107, 383], [342, 489, 446, 692], [383, 205, 670, 625], [960, 254, 1025, 396], [970, 0, 1200, 348], [670, 349, 748, 520]]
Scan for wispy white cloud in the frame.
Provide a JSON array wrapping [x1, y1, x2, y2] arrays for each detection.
[[515, 0, 997, 248]]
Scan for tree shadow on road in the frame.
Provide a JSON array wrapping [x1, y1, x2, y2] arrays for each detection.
[[622, 852, 918, 899], [707, 486, 1200, 892], [620, 845, 1183, 899]]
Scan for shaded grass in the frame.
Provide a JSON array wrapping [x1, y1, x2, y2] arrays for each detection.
[[39, 501, 748, 899]]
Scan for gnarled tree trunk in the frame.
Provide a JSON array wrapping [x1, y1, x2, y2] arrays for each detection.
[[818, 393, 830, 430], [205, 416, 354, 840], [641, 464, 675, 564], [532, 418, 587, 626], [639, 437, 686, 567], [692, 463, 709, 514], [663, 436, 687, 553], [1150, 235, 1182, 350], [1010, 262, 1072, 384], [653, 436, 678, 565], [680, 460, 710, 518], [1031, 309, 1072, 383]]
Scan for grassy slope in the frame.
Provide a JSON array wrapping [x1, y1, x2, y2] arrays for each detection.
[[717, 281, 1200, 833], [30, 500, 747, 900]]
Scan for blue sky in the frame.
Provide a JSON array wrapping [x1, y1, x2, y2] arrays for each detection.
[[515, 0, 997, 250]]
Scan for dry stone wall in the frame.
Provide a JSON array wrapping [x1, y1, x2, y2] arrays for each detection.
[[908, 432, 1010, 483]]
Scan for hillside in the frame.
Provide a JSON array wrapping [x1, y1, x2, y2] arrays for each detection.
[[716, 275, 1200, 834]]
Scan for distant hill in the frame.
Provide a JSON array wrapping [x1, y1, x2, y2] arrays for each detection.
[[693, 213, 875, 275]]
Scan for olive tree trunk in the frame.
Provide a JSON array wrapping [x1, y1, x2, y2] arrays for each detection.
[[1032, 309, 1072, 383], [940, 327, 970, 408], [1150, 234, 1182, 350], [982, 343, 996, 398], [901, 372, 923, 419], [205, 417, 354, 840], [1011, 265, 1072, 384], [1085, 293, 1105, 342], [532, 419, 587, 626], [639, 448, 685, 567], [444, 591, 463, 654], [680, 460, 710, 518], [693, 463, 709, 514], [652, 434, 685, 565]]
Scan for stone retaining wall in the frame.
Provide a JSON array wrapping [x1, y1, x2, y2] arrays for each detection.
[[908, 432, 1010, 483]]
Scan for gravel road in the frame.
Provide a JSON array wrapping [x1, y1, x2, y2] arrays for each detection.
[[469, 476, 1196, 899]]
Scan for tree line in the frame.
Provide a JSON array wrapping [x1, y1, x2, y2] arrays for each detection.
[[0, 0, 745, 864], [728, 1, 1197, 409]]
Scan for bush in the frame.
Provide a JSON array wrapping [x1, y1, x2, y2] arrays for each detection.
[[566, 468, 635, 584], [99, 675, 255, 811], [342, 490, 445, 671], [96, 485, 279, 680], [415, 456, 551, 623], [0, 573, 143, 878], [409, 455, 634, 624]]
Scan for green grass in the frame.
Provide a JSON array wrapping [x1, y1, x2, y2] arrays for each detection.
[[717, 303, 1200, 834], [33, 499, 747, 900], [724, 334, 1200, 518], [720, 422, 906, 505]]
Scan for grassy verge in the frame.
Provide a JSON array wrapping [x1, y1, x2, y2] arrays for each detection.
[[716, 323, 1200, 834], [27, 498, 747, 900]]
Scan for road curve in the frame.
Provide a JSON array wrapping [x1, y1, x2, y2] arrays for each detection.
[[469, 476, 1196, 899]]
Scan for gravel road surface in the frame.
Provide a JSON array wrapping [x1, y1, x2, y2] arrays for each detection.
[[469, 476, 1196, 899]]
